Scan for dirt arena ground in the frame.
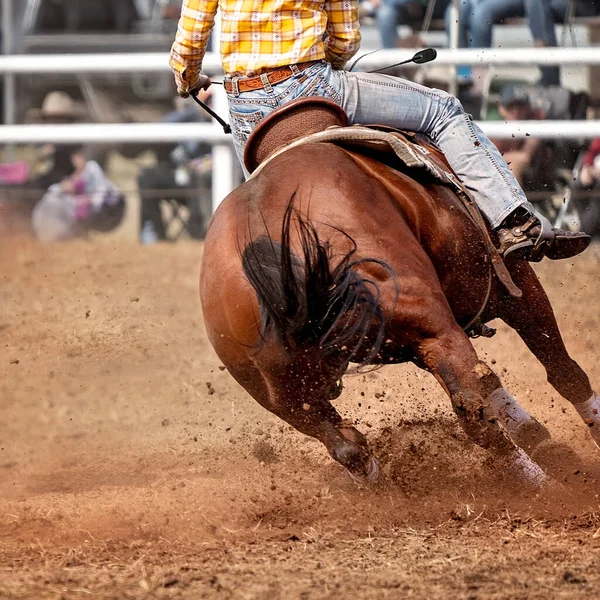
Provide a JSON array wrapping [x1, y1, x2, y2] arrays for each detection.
[[1, 236, 599, 599]]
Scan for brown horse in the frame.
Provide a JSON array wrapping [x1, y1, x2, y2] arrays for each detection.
[[199, 100, 599, 488]]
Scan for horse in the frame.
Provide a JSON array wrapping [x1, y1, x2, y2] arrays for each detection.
[[199, 98, 599, 488]]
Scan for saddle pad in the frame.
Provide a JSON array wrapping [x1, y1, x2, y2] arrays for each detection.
[[248, 124, 469, 197]]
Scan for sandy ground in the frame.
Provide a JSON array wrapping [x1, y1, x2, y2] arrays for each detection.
[[1, 236, 599, 599]]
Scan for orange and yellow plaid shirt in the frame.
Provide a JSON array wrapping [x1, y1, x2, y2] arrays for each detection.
[[169, 0, 361, 93]]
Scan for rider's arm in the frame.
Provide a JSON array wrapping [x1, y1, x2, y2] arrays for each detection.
[[324, 0, 361, 69], [169, 0, 218, 95]]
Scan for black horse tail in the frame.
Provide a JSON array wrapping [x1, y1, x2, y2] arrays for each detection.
[[241, 194, 394, 364]]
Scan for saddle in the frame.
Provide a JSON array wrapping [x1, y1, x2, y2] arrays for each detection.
[[244, 98, 522, 303], [245, 97, 466, 188], [244, 97, 349, 173]]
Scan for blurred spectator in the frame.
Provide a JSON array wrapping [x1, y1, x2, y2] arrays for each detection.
[[28, 91, 87, 190], [451, 0, 569, 86], [31, 146, 124, 242], [493, 82, 588, 188], [574, 139, 600, 237], [0, 91, 87, 230], [493, 84, 557, 189], [138, 91, 213, 243], [578, 140, 600, 189], [376, 0, 451, 49]]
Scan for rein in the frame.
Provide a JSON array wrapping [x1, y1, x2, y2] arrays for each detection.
[[190, 91, 231, 134]]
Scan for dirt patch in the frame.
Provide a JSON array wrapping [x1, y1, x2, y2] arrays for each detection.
[[1, 237, 599, 599]]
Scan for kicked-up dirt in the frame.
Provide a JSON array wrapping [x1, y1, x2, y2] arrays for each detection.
[[1, 237, 599, 599]]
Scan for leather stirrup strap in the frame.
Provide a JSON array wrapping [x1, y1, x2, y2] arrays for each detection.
[[457, 192, 523, 298]]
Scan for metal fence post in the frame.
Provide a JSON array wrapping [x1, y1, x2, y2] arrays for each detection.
[[210, 10, 235, 212], [448, 0, 460, 97], [2, 0, 16, 129]]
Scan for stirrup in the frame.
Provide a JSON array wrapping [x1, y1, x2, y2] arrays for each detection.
[[498, 214, 553, 262], [529, 213, 556, 262], [499, 214, 591, 262]]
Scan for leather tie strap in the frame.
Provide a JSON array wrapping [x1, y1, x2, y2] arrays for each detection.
[[224, 61, 321, 94]]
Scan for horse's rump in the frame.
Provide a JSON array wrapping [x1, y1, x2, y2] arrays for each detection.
[[240, 190, 396, 364]]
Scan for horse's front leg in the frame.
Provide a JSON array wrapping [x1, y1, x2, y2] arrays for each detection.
[[413, 327, 548, 488]]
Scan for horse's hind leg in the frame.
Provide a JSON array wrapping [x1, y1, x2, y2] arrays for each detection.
[[498, 260, 599, 448], [486, 387, 551, 453], [413, 323, 547, 486], [225, 360, 378, 481]]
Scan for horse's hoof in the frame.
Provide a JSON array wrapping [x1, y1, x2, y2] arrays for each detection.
[[531, 440, 584, 482], [508, 448, 548, 489], [347, 457, 380, 486]]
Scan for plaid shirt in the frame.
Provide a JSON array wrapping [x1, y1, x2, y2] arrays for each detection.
[[169, 0, 361, 93]]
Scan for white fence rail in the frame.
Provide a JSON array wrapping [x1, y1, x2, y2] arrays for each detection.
[[0, 52, 221, 74], [0, 122, 230, 144], [2, 47, 600, 74], [2, 48, 600, 209], [2, 120, 600, 144], [353, 47, 600, 69]]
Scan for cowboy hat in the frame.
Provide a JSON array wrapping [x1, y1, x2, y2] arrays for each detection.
[[27, 90, 85, 123], [40, 91, 78, 118]]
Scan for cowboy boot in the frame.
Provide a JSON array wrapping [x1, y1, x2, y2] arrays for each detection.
[[498, 209, 591, 262]]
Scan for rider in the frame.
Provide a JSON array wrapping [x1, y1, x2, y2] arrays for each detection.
[[169, 0, 590, 261]]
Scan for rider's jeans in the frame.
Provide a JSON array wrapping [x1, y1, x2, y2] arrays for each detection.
[[226, 61, 534, 228]]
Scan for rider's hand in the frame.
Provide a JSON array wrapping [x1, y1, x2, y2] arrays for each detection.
[[177, 72, 212, 99]]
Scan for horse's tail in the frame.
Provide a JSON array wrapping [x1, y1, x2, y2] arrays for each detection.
[[241, 194, 393, 364]]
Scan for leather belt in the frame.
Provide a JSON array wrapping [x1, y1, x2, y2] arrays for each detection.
[[224, 61, 321, 94]]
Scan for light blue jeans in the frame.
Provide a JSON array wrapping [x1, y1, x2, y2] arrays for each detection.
[[470, 0, 567, 48], [226, 61, 533, 228]]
